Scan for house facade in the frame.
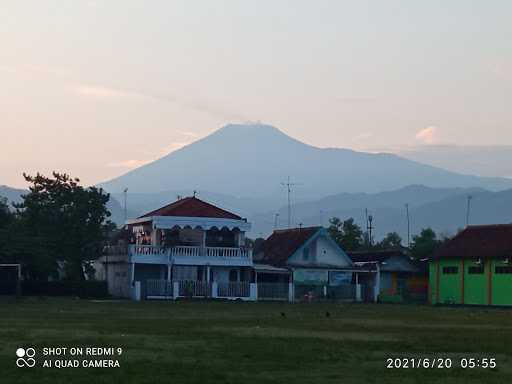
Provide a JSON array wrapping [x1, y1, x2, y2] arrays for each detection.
[[126, 196, 255, 300], [348, 249, 428, 303], [257, 227, 378, 301], [430, 224, 512, 306]]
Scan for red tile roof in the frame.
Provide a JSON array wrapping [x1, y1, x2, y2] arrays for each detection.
[[260, 227, 320, 266], [348, 249, 406, 263], [433, 224, 512, 260], [138, 196, 242, 220]]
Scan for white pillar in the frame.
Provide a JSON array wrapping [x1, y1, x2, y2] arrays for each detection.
[[173, 281, 180, 299], [374, 263, 381, 302], [167, 265, 172, 282], [355, 284, 362, 302], [288, 282, 294, 303], [212, 282, 218, 298], [131, 263, 135, 283], [250, 283, 257, 301], [132, 281, 141, 301]]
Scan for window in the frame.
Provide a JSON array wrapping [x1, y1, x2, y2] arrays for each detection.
[[303, 247, 310, 261], [468, 266, 484, 274], [442, 266, 458, 274], [495, 266, 512, 274]]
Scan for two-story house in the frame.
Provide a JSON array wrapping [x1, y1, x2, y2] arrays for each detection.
[[125, 196, 254, 300]]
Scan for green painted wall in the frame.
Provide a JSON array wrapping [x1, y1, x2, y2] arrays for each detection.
[[438, 259, 462, 304], [463, 260, 487, 305], [492, 260, 512, 306], [430, 258, 512, 306], [429, 262, 437, 304]]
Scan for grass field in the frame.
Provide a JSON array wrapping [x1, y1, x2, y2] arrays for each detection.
[[1, 298, 512, 384]]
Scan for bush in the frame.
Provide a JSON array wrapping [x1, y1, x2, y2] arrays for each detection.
[[21, 280, 108, 298]]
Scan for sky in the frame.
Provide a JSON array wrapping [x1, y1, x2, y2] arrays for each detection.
[[1, 0, 511, 188]]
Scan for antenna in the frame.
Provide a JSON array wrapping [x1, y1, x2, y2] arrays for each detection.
[[466, 195, 473, 227], [193, 190, 198, 198], [123, 188, 128, 223], [281, 176, 302, 228], [274, 213, 280, 229], [405, 203, 410, 248]]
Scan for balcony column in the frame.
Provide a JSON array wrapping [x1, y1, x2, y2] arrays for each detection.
[[201, 229, 206, 256], [206, 265, 210, 283]]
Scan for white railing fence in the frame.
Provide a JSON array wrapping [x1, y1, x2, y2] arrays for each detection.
[[129, 245, 251, 259], [257, 283, 289, 300], [217, 282, 250, 298], [178, 280, 212, 297]]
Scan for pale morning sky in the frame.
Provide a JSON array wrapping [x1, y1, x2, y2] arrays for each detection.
[[1, 1, 511, 188]]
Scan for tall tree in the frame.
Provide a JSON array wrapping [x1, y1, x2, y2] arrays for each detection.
[[374, 232, 403, 250], [410, 228, 443, 259], [16, 172, 114, 280], [327, 217, 364, 251]]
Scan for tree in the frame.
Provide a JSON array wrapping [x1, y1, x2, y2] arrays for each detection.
[[375, 232, 402, 250], [327, 217, 364, 251], [15, 172, 114, 280], [410, 228, 443, 259]]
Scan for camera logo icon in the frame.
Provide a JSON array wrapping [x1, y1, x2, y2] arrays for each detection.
[[16, 348, 36, 368]]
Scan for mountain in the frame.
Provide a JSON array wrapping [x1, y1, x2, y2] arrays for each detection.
[[99, 124, 512, 200], [0, 185, 25, 206], [250, 186, 512, 240], [396, 145, 512, 179], [0, 185, 126, 225]]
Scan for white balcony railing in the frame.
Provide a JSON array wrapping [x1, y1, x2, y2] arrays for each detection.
[[128, 245, 252, 265]]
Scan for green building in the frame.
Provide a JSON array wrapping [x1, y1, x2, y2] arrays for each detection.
[[430, 224, 512, 306]]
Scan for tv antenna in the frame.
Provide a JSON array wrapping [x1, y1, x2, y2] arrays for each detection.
[[123, 188, 128, 222], [405, 203, 410, 248], [466, 195, 473, 227], [281, 176, 302, 228]]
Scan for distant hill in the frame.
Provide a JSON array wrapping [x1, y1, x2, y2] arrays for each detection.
[[397, 145, 512, 179], [0, 185, 126, 225], [0, 185, 25, 206], [99, 124, 512, 200], [251, 186, 512, 240]]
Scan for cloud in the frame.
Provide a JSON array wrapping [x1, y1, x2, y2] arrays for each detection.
[[353, 132, 373, 142], [415, 126, 439, 144], [73, 85, 138, 100]]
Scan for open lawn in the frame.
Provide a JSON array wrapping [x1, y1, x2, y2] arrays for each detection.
[[1, 298, 511, 384]]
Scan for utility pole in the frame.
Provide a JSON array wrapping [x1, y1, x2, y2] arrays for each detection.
[[367, 214, 374, 247], [274, 213, 280, 230], [405, 203, 410, 248], [281, 176, 301, 228], [466, 195, 473, 227], [123, 188, 128, 223]]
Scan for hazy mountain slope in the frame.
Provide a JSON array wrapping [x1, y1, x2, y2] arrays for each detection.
[[0, 185, 25, 206], [99, 124, 512, 198], [397, 145, 512, 179], [0, 185, 126, 225], [251, 187, 512, 241]]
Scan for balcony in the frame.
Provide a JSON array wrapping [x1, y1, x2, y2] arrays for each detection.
[[128, 245, 253, 266]]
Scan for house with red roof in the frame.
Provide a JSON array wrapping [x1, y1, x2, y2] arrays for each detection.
[[125, 196, 255, 300], [430, 224, 512, 306], [256, 227, 379, 302]]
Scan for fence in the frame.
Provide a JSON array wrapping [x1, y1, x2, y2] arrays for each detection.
[[257, 283, 289, 301], [295, 284, 358, 302], [217, 282, 250, 298], [179, 280, 212, 297]]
